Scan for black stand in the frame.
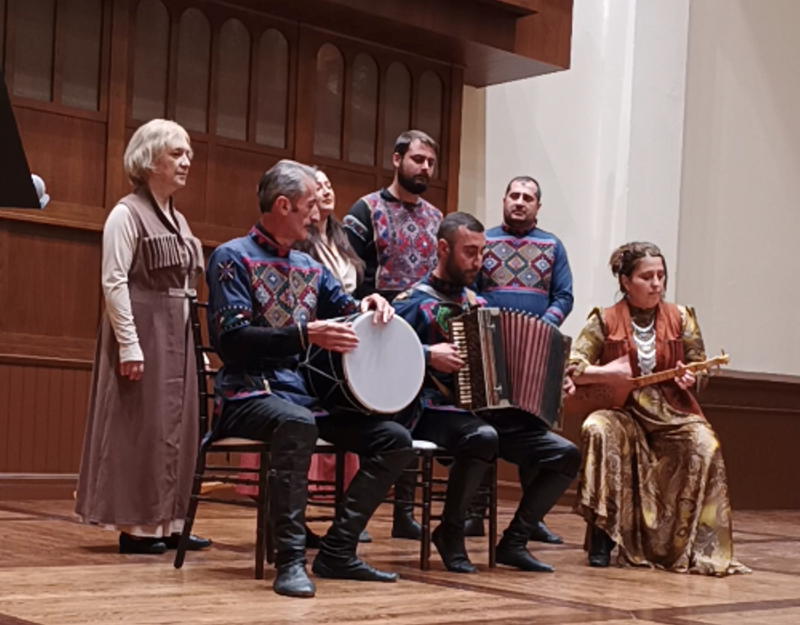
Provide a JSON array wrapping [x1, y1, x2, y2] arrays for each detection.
[[0, 69, 41, 209]]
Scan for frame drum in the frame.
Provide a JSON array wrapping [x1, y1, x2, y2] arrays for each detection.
[[301, 312, 425, 414]]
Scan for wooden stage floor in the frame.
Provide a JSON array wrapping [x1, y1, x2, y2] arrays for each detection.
[[1, 500, 799, 625]]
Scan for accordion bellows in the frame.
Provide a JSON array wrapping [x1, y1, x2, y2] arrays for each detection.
[[450, 308, 571, 429]]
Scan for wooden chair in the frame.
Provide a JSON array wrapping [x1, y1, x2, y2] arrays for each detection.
[[392, 442, 498, 570], [173, 299, 345, 579]]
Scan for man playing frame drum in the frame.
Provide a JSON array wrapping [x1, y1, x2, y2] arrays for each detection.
[[393, 212, 581, 574], [206, 160, 415, 598]]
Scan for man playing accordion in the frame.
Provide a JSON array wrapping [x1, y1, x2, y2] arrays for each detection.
[[394, 212, 581, 574]]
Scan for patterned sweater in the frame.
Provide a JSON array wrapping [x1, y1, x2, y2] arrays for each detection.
[[477, 224, 573, 326]]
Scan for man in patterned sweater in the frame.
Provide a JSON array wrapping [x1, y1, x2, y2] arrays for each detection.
[[344, 129, 442, 301], [344, 129, 443, 540], [470, 175, 575, 544], [394, 212, 581, 573], [206, 160, 414, 598]]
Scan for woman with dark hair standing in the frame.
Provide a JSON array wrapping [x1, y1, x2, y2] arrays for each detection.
[[568, 242, 749, 576], [299, 169, 369, 545]]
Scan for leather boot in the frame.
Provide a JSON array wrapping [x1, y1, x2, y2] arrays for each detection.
[[588, 524, 615, 568], [270, 420, 317, 598], [391, 467, 422, 540], [529, 521, 563, 545], [496, 470, 572, 572], [313, 447, 415, 582], [519, 465, 563, 544], [432, 457, 491, 573]]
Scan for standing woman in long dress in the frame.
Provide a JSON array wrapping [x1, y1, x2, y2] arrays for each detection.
[[75, 119, 211, 555], [298, 170, 366, 543]]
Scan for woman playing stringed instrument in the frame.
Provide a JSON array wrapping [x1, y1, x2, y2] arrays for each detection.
[[568, 241, 749, 576]]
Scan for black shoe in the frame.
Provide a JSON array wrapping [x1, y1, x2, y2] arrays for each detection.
[[496, 538, 554, 572], [391, 470, 422, 540], [391, 513, 422, 540], [464, 517, 485, 537], [164, 533, 212, 551], [529, 521, 563, 545], [358, 529, 373, 543], [274, 562, 316, 598], [317, 448, 413, 584], [432, 525, 477, 573], [312, 552, 398, 582], [588, 525, 614, 568], [118, 533, 167, 555], [305, 525, 322, 549]]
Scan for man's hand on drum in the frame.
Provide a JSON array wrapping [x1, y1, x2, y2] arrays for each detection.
[[429, 343, 464, 373], [307, 320, 360, 353], [359, 294, 394, 324]]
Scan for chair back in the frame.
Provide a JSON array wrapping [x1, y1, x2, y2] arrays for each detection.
[[189, 298, 220, 441]]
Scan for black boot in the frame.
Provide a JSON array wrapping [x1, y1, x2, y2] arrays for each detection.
[[529, 521, 563, 545], [164, 534, 212, 551], [588, 524, 615, 568], [496, 470, 573, 572], [391, 467, 422, 540], [270, 421, 317, 598], [432, 457, 491, 573], [305, 525, 322, 549], [313, 448, 415, 582], [518, 465, 563, 544], [464, 515, 486, 537]]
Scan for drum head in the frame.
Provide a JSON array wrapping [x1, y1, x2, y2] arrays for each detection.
[[342, 313, 425, 414]]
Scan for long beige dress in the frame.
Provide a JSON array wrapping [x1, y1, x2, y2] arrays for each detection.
[[75, 187, 204, 537], [569, 300, 749, 576]]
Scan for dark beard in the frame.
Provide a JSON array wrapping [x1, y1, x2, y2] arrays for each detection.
[[397, 171, 429, 195], [444, 255, 474, 287]]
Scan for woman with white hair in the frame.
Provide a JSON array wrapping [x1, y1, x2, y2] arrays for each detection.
[[75, 119, 210, 554]]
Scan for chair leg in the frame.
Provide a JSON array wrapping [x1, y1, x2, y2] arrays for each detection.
[[488, 460, 498, 568], [255, 451, 270, 579], [419, 453, 432, 571], [174, 444, 209, 570]]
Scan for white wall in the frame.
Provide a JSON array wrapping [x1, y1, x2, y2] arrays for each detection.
[[676, 0, 800, 375], [483, 0, 690, 340]]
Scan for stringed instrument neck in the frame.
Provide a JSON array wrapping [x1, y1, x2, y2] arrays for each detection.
[[630, 352, 729, 389]]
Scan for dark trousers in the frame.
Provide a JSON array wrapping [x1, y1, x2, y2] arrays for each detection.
[[414, 407, 580, 537]]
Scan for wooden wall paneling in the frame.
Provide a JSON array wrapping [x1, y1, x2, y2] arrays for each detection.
[[201, 6, 221, 227], [177, 138, 208, 224], [105, 0, 132, 208], [45, 365, 64, 472], [245, 19, 259, 144], [445, 65, 464, 214], [51, 0, 66, 107], [2, 222, 102, 342], [0, 363, 12, 471], [3, 364, 25, 471], [293, 25, 319, 164], [209, 145, 280, 229], [165, 1, 181, 119], [15, 108, 107, 207]]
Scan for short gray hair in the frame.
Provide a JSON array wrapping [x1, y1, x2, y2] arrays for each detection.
[[257, 160, 317, 213], [123, 119, 192, 186]]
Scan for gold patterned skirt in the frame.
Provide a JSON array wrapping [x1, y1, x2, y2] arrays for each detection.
[[574, 408, 750, 576]]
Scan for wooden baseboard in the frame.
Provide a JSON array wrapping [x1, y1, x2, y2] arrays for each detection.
[[0, 474, 78, 500]]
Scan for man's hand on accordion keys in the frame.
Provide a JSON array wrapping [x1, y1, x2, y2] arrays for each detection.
[[429, 343, 465, 373]]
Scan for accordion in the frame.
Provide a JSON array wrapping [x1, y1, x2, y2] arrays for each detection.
[[449, 307, 572, 429]]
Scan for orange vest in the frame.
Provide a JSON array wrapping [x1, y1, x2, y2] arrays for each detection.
[[599, 300, 703, 416]]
